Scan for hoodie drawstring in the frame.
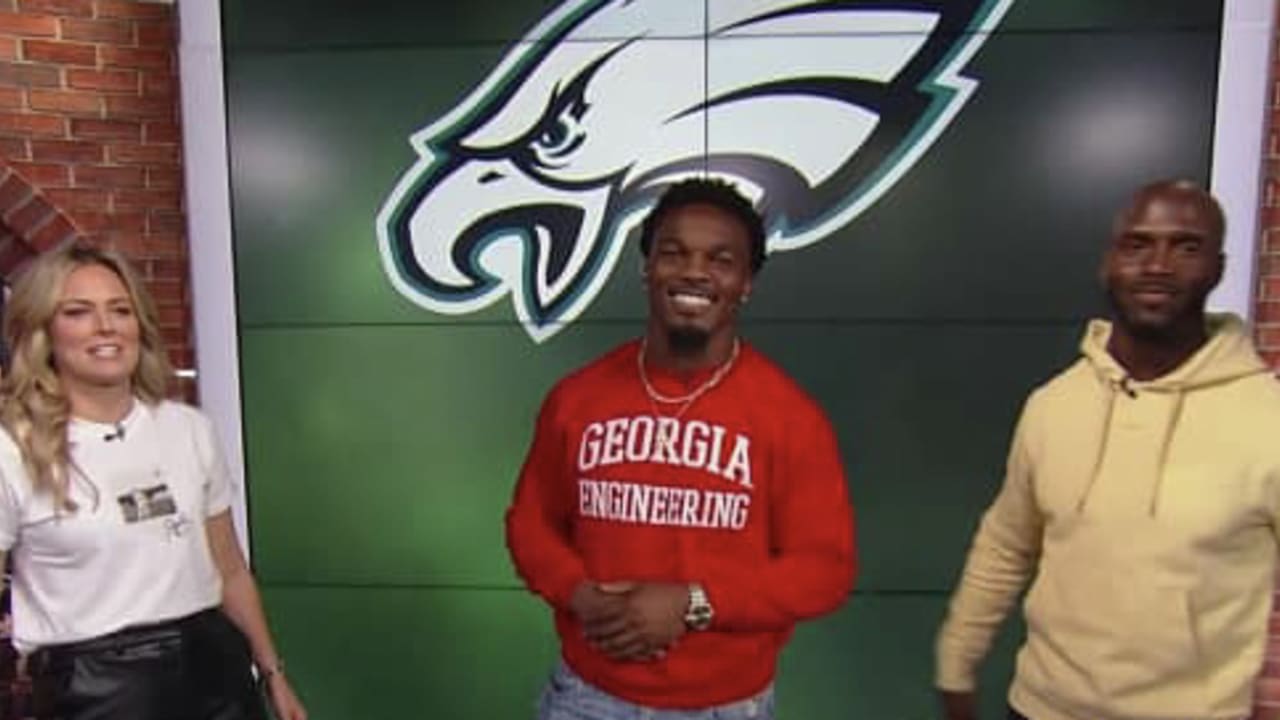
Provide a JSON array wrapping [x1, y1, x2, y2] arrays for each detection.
[[1076, 383, 1117, 513], [1148, 389, 1185, 516], [1077, 380, 1188, 517]]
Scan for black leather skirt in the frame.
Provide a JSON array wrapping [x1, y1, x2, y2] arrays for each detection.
[[26, 608, 267, 720]]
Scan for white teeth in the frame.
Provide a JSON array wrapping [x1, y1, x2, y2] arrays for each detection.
[[672, 293, 712, 308], [89, 346, 120, 358]]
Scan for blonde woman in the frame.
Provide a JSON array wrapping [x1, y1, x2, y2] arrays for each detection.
[[0, 244, 306, 720]]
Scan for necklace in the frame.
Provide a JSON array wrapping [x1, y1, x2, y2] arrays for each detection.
[[638, 337, 740, 452], [638, 337, 740, 404]]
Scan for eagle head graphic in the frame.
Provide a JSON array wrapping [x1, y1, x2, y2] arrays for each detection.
[[376, 0, 1014, 342]]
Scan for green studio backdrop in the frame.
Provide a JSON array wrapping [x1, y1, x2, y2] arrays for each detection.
[[221, 1, 1224, 716]]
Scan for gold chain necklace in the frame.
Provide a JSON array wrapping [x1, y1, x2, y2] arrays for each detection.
[[638, 337, 740, 451]]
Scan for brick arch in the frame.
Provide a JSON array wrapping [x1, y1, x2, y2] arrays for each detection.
[[0, 161, 85, 284]]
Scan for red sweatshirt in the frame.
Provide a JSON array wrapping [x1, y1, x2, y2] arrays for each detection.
[[506, 339, 856, 709]]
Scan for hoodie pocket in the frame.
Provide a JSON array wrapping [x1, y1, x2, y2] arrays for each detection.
[[1022, 570, 1206, 712]]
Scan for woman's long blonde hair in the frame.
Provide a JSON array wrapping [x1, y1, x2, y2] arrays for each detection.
[[0, 243, 171, 509]]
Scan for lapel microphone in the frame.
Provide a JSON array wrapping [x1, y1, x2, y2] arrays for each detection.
[[103, 423, 127, 442]]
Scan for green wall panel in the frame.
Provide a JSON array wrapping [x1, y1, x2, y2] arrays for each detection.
[[259, 587, 559, 718], [780, 595, 1025, 719], [223, 1, 705, 49], [223, 0, 1219, 51], [241, 322, 630, 586]]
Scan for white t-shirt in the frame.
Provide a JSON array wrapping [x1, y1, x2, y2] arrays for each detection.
[[0, 400, 234, 651]]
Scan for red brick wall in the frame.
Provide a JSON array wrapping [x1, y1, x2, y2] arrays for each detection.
[[1257, 10, 1280, 718], [0, 0, 189, 385], [1264, 19, 1280, 371]]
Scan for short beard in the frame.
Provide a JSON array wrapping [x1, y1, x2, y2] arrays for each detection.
[[667, 327, 710, 357], [1104, 287, 1203, 344]]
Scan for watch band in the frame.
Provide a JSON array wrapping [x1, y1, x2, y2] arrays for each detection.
[[684, 583, 713, 631]]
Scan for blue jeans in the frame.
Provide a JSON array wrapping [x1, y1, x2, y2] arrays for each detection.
[[537, 662, 775, 720]]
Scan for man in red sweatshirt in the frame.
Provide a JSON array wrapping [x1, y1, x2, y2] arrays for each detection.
[[506, 178, 856, 719]]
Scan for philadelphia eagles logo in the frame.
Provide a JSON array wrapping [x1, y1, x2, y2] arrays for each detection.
[[376, 0, 1014, 342]]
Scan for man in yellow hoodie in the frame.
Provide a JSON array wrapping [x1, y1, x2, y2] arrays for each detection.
[[936, 180, 1280, 720]]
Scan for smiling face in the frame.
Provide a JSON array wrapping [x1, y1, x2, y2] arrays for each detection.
[[49, 263, 141, 397], [1102, 184, 1223, 342], [644, 202, 753, 353]]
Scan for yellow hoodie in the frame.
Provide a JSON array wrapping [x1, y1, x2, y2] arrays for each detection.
[[936, 314, 1280, 720]]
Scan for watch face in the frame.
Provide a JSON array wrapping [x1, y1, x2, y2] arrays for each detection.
[[686, 600, 713, 631], [687, 610, 711, 631]]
